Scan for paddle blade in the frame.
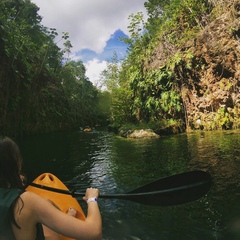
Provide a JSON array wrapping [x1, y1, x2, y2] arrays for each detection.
[[126, 171, 212, 206]]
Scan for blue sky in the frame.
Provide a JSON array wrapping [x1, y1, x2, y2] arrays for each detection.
[[31, 0, 147, 87], [76, 29, 129, 63]]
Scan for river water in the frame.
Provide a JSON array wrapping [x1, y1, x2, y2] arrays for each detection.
[[18, 129, 240, 240]]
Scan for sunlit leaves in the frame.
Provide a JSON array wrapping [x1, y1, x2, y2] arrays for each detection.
[[100, 52, 120, 92], [127, 12, 145, 45]]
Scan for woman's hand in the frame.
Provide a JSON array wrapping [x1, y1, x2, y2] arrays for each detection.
[[83, 188, 99, 202]]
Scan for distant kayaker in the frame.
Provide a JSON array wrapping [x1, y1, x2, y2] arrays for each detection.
[[0, 136, 102, 240]]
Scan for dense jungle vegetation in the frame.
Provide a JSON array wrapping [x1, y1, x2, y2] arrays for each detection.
[[1, 0, 239, 136], [0, 0, 105, 135], [102, 0, 240, 133]]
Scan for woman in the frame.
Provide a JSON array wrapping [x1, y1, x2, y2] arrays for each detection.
[[0, 136, 102, 240]]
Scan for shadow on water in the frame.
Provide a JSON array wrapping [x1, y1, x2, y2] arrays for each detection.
[[18, 129, 240, 239]]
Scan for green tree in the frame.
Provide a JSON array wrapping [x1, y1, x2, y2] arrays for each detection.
[[0, 0, 101, 135], [108, 0, 213, 130], [61, 60, 100, 127], [100, 51, 120, 92]]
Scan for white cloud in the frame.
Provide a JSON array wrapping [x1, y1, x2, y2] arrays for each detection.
[[31, 0, 147, 85], [84, 59, 107, 88], [31, 0, 147, 53]]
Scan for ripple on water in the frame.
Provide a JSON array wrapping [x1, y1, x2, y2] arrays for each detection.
[[20, 129, 240, 239]]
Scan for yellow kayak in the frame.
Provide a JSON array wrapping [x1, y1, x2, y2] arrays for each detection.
[[26, 173, 86, 240]]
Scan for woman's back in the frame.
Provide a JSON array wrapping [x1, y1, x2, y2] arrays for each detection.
[[0, 137, 102, 240], [11, 191, 45, 240]]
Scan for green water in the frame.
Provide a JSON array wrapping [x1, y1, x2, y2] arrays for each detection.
[[18, 129, 240, 239]]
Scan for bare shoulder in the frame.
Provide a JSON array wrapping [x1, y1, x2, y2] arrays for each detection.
[[22, 190, 64, 214], [12, 191, 42, 230], [19, 191, 59, 222], [20, 190, 42, 202], [20, 191, 50, 210]]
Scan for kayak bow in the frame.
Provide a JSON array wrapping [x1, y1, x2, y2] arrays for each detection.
[[26, 173, 86, 240]]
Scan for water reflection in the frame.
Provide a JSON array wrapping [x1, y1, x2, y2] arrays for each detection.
[[19, 129, 240, 239]]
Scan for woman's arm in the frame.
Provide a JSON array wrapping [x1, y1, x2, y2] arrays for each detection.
[[82, 188, 102, 238], [23, 189, 102, 240]]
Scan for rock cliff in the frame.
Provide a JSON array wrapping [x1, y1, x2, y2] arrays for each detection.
[[152, 1, 240, 131]]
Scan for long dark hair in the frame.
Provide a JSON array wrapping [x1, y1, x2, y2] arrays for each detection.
[[0, 136, 24, 189], [0, 136, 25, 229]]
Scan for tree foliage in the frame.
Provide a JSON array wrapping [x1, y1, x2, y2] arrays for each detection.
[[100, 51, 120, 92], [0, 0, 102, 135], [103, 0, 220, 130]]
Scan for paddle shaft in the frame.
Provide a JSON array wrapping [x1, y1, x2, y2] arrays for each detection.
[[28, 171, 212, 206], [29, 180, 206, 198]]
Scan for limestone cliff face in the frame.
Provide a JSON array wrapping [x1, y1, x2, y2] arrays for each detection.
[[153, 1, 240, 131], [180, 1, 240, 130]]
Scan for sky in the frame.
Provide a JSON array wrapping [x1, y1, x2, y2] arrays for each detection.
[[31, 0, 147, 87]]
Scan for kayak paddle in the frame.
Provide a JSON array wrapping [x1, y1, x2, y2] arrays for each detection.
[[28, 170, 212, 206]]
